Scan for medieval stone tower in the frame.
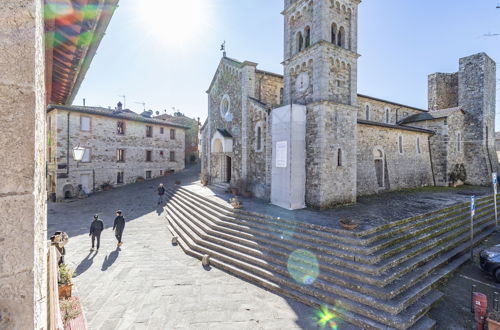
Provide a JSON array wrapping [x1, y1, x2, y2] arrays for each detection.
[[282, 0, 360, 208]]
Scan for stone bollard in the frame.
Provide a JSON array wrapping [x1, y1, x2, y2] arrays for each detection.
[[202, 254, 210, 267]]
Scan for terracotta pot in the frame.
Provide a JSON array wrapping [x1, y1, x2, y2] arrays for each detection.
[[136, 177, 145, 183], [340, 222, 359, 230], [58, 283, 73, 299], [488, 318, 500, 330], [103, 185, 112, 191], [230, 188, 239, 195], [175, 180, 181, 185], [242, 191, 252, 198]]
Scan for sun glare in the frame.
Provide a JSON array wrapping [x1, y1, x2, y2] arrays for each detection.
[[136, 0, 211, 49]]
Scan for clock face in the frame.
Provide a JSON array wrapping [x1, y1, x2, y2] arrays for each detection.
[[295, 72, 310, 94]]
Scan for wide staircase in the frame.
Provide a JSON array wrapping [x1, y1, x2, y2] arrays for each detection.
[[165, 186, 497, 329]]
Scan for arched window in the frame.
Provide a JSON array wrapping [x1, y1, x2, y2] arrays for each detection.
[[385, 108, 390, 123], [337, 149, 342, 167], [331, 23, 337, 45], [304, 26, 311, 48], [297, 32, 304, 53], [416, 137, 421, 154], [338, 26, 345, 48], [373, 148, 385, 188], [399, 136, 404, 154], [365, 104, 370, 121], [257, 127, 262, 151], [279, 88, 284, 105]]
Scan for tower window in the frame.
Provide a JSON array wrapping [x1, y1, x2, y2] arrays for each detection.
[[297, 31, 303, 53], [331, 23, 337, 45], [338, 26, 345, 48], [304, 26, 311, 48]]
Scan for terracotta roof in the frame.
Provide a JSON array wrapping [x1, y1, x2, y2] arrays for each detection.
[[399, 107, 463, 125], [357, 120, 435, 134], [47, 105, 191, 129]]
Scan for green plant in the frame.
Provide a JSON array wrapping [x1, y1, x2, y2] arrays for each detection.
[[58, 264, 74, 286], [59, 297, 81, 324], [449, 164, 467, 183], [100, 181, 113, 189]]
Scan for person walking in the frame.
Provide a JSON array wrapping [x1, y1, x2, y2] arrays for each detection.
[[113, 210, 125, 247], [89, 215, 104, 251], [157, 183, 166, 205]]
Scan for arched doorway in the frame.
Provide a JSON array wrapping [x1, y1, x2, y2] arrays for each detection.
[[373, 148, 385, 189]]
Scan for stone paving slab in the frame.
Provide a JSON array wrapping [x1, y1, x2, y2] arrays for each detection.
[[48, 165, 357, 330], [187, 183, 492, 232]]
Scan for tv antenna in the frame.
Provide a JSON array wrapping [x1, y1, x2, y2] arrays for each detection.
[[134, 101, 146, 111], [119, 95, 126, 108]]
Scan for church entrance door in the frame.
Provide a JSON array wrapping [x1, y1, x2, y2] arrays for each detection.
[[226, 156, 232, 183]]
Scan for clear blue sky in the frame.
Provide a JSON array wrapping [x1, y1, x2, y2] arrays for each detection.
[[76, 0, 500, 127]]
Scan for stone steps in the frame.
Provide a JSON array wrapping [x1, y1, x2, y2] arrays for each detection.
[[166, 187, 497, 329], [168, 189, 494, 276], [166, 205, 443, 329]]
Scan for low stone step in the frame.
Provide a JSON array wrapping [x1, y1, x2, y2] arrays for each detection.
[[166, 207, 441, 329]]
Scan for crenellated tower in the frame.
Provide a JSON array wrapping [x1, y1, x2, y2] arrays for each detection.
[[282, 0, 361, 208]]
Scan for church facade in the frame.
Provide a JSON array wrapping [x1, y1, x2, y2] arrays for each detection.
[[201, 0, 497, 209]]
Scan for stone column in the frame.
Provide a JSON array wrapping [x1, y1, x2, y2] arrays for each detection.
[[0, 0, 47, 329]]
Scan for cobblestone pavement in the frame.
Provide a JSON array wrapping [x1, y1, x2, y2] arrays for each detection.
[[48, 165, 340, 330]]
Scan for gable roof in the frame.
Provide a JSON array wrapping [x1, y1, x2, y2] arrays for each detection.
[[399, 107, 463, 125], [217, 128, 233, 138], [47, 105, 190, 129], [358, 120, 435, 134]]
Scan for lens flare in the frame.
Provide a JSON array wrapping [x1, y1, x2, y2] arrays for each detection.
[[287, 249, 320, 285], [313, 305, 341, 329]]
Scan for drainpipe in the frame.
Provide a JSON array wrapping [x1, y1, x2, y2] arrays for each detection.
[[67, 112, 70, 175]]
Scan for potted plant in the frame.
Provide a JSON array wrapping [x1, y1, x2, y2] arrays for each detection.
[[58, 264, 74, 299], [229, 196, 243, 209], [230, 186, 239, 196], [488, 310, 500, 330], [200, 173, 209, 186], [238, 179, 252, 198], [339, 217, 359, 230], [449, 164, 467, 187], [175, 180, 181, 185], [59, 297, 81, 327], [136, 176, 145, 183]]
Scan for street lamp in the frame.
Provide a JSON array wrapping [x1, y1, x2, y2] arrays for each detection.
[[72, 146, 85, 167]]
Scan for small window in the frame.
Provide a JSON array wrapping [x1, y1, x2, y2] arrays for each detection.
[[160, 170, 163, 176], [146, 126, 153, 137], [80, 116, 91, 131], [117, 149, 125, 162], [337, 149, 342, 166], [160, 127, 164, 134], [297, 31, 303, 52], [81, 148, 91, 163], [279, 88, 284, 105], [399, 136, 403, 154], [160, 151, 164, 158], [416, 137, 421, 154], [117, 171, 124, 184], [146, 171, 152, 179], [170, 129, 176, 140], [170, 151, 176, 162], [331, 23, 337, 45], [256, 125, 263, 152], [385, 108, 390, 123], [146, 150, 152, 162], [457, 133, 461, 152], [365, 104, 370, 121], [304, 26, 311, 48], [117, 121, 125, 135]]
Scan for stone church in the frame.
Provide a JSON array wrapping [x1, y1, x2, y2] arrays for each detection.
[[201, 0, 497, 209]]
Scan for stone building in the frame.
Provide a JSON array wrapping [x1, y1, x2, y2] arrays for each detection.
[[201, 0, 497, 209], [0, 0, 118, 328], [156, 112, 201, 164], [47, 103, 187, 200]]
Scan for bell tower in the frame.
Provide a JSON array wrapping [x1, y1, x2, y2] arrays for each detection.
[[282, 0, 361, 208]]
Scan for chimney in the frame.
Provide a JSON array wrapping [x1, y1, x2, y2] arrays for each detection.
[[117, 101, 123, 110]]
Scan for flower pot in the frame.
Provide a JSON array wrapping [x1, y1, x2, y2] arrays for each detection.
[[58, 283, 73, 299], [242, 191, 252, 198], [175, 180, 181, 185], [230, 188, 239, 195], [103, 185, 112, 191], [340, 222, 359, 230], [488, 318, 500, 330]]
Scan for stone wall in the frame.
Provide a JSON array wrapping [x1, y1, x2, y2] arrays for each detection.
[[357, 124, 434, 195], [357, 95, 425, 125], [49, 109, 185, 199], [255, 71, 284, 108], [428, 72, 459, 111], [0, 0, 47, 328], [247, 101, 269, 198]]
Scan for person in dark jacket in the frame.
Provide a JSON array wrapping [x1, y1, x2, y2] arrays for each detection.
[[89, 215, 104, 251], [157, 183, 166, 205], [113, 210, 125, 247]]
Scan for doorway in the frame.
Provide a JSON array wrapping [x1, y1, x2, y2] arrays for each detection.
[[226, 156, 232, 183], [80, 174, 91, 194]]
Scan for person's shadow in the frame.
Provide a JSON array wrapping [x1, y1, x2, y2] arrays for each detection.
[[75, 251, 97, 277], [156, 205, 164, 216], [101, 247, 120, 271]]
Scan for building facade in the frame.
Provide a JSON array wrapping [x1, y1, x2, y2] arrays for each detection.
[[156, 113, 201, 164], [201, 0, 497, 209], [47, 104, 187, 201]]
